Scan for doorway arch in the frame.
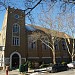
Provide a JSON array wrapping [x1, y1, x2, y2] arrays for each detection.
[[10, 52, 21, 69], [12, 54, 19, 69]]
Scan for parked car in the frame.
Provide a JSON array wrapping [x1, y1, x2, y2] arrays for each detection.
[[67, 61, 75, 69], [46, 67, 52, 72], [47, 63, 68, 73]]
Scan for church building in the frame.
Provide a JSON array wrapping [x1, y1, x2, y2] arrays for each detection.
[[0, 7, 73, 70]]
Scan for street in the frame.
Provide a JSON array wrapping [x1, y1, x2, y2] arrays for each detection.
[[30, 69, 75, 75]]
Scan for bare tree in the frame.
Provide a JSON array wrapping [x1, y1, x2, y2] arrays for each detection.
[[56, 11, 75, 62], [0, 0, 75, 25], [31, 10, 64, 64], [0, 0, 57, 24], [31, 2, 75, 64], [64, 13, 75, 62]]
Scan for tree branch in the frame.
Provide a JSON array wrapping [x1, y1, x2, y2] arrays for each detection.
[[40, 39, 53, 51], [64, 38, 72, 56], [26, 0, 43, 15]]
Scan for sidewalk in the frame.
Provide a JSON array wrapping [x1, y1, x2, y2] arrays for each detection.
[[0, 68, 34, 75], [0, 67, 49, 75], [0, 69, 20, 75]]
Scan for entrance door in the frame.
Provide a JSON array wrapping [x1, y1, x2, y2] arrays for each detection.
[[12, 54, 19, 69]]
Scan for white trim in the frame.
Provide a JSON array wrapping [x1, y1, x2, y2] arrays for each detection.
[[56, 57, 61, 58], [10, 52, 21, 69], [12, 23, 20, 34], [28, 57, 39, 59], [22, 58, 26, 59], [12, 23, 20, 46], [12, 36, 20, 46], [42, 57, 51, 58], [63, 56, 69, 58], [22, 58, 26, 62]]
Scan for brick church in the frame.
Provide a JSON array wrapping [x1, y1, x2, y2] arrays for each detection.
[[0, 7, 73, 70]]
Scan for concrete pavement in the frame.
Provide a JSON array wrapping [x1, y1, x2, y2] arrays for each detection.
[[0, 69, 34, 75], [0, 69, 20, 75], [0, 69, 75, 75]]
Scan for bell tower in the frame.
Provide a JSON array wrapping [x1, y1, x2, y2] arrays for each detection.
[[4, 7, 28, 69]]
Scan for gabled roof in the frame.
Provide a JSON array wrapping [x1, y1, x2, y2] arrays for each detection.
[[26, 24, 71, 38], [25, 25, 36, 31], [34, 26, 71, 38]]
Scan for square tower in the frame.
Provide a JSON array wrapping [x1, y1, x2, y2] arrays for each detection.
[[2, 7, 28, 69]]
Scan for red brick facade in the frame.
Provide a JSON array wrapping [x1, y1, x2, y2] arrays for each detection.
[[1, 7, 74, 69]]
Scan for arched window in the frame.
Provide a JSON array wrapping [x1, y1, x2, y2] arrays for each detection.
[[28, 35, 36, 50], [62, 39, 66, 50], [42, 43, 46, 50], [13, 24, 20, 33], [54, 40, 59, 50], [12, 23, 20, 46]]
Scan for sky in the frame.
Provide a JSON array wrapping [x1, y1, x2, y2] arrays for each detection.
[[0, 10, 6, 30], [0, 0, 25, 31], [0, 0, 42, 31], [0, 0, 56, 31], [0, 0, 75, 37], [0, 0, 65, 31]]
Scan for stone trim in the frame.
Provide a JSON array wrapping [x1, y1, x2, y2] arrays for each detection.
[[56, 57, 61, 58], [21, 58, 26, 62], [42, 57, 51, 58], [10, 51, 21, 69], [28, 57, 39, 59]]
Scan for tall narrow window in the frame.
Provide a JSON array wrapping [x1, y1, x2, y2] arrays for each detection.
[[13, 37, 20, 46], [42, 43, 46, 50], [62, 39, 67, 50], [54, 40, 59, 50], [42, 43, 49, 50], [28, 35, 36, 50], [12, 23, 20, 46], [13, 24, 19, 33], [31, 42, 36, 49]]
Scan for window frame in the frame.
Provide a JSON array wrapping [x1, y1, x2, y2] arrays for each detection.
[[13, 23, 20, 33], [62, 39, 67, 50], [15, 14, 19, 19], [54, 40, 59, 50], [12, 36, 20, 46], [41, 36, 49, 50], [28, 35, 37, 50]]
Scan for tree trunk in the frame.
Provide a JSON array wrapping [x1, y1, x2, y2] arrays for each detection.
[[52, 39, 56, 64], [52, 50, 56, 64], [71, 56, 74, 62]]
